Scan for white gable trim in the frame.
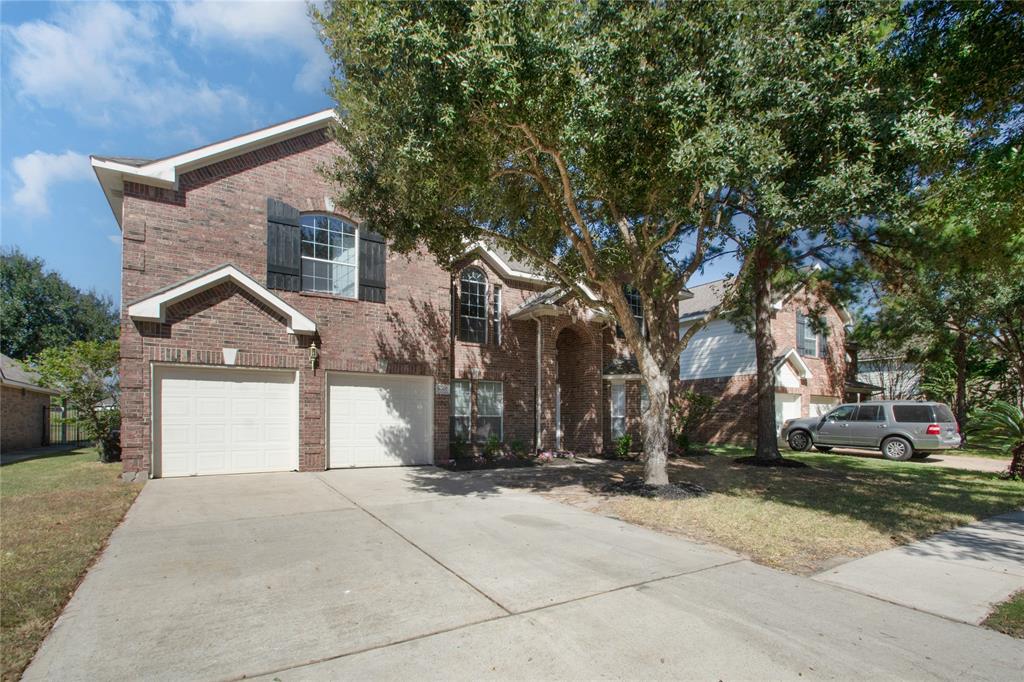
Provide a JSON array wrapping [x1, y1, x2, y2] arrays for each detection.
[[127, 265, 317, 335], [463, 241, 551, 284], [773, 348, 813, 380], [92, 109, 336, 228]]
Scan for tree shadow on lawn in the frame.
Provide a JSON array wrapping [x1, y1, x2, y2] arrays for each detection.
[[403, 451, 1024, 560]]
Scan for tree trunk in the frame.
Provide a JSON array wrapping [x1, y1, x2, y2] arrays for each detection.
[[1009, 442, 1024, 480], [753, 260, 781, 461], [954, 331, 968, 442], [640, 365, 672, 486]]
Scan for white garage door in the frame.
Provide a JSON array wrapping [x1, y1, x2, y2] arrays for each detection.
[[157, 367, 298, 478], [774, 393, 803, 435], [329, 373, 433, 468], [810, 396, 839, 417]]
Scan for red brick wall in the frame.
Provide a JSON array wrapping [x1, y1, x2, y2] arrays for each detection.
[[119, 129, 606, 476], [1, 386, 51, 452]]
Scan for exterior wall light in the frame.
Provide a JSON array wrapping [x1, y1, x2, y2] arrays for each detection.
[[309, 340, 320, 371]]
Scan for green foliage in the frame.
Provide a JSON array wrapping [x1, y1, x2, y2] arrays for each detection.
[[614, 434, 633, 460], [670, 390, 717, 454], [31, 341, 120, 459], [507, 438, 529, 459], [967, 400, 1024, 479], [450, 435, 468, 461], [482, 434, 502, 461], [0, 248, 118, 360]]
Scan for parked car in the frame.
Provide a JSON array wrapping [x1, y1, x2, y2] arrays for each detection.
[[779, 400, 961, 461]]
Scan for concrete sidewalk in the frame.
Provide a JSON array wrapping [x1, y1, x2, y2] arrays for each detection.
[[814, 510, 1024, 624]]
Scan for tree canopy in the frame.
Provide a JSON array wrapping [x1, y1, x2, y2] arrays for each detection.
[[0, 248, 118, 360]]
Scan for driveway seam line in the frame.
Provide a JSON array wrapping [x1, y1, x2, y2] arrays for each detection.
[[811, 577, 985, 627], [235, 556, 746, 681], [312, 473, 514, 615]]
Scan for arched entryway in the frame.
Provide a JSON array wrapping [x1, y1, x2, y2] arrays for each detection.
[[554, 326, 600, 452]]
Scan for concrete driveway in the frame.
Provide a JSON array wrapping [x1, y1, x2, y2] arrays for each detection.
[[25, 467, 1024, 681]]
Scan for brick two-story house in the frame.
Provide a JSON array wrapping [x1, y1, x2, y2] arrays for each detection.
[[93, 110, 659, 480]]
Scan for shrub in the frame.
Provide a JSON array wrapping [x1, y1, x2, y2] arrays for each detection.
[[450, 436, 468, 461], [614, 433, 633, 459], [482, 434, 503, 461], [968, 400, 1024, 480], [507, 438, 530, 459], [670, 390, 716, 454]]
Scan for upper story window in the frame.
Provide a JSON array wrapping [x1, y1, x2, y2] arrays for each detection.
[[459, 267, 488, 343], [797, 311, 827, 358], [300, 214, 357, 297], [616, 287, 645, 339]]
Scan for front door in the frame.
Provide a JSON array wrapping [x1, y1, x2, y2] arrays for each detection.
[[816, 404, 857, 446]]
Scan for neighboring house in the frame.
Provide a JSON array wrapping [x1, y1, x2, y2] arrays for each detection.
[[92, 110, 664, 480], [675, 278, 867, 443], [1, 353, 60, 453], [857, 354, 921, 400]]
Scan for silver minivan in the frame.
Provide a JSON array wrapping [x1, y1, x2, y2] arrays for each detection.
[[779, 400, 962, 461]]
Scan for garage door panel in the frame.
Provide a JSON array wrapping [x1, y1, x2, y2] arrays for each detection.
[[329, 373, 433, 468], [157, 368, 297, 478]]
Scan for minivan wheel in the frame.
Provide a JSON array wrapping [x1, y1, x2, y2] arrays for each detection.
[[882, 436, 913, 462], [788, 430, 811, 451]]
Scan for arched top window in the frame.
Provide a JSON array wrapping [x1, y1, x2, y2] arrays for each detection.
[[459, 267, 488, 343], [300, 213, 357, 297]]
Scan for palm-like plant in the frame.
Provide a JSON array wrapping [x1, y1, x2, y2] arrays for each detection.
[[968, 401, 1024, 480]]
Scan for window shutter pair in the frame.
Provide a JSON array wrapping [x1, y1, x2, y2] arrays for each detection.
[[265, 197, 386, 302]]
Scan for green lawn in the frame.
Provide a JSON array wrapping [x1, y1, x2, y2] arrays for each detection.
[[984, 590, 1024, 639], [947, 446, 1011, 460], [0, 448, 141, 681], [608, 445, 1024, 574]]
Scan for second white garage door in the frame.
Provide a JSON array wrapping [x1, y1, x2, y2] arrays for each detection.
[[328, 373, 434, 468], [157, 367, 298, 478]]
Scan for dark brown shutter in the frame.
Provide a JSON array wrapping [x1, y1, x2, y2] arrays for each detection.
[[266, 198, 301, 291], [358, 230, 386, 303]]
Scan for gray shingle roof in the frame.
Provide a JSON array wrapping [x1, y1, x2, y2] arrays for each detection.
[[677, 278, 732, 319], [0, 354, 58, 394], [91, 156, 153, 167]]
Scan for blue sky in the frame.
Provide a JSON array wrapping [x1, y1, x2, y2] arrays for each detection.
[[1, 1, 333, 300], [1, 1, 735, 303]]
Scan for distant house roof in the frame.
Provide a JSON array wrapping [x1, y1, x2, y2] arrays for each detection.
[[678, 270, 853, 325], [0, 354, 60, 395]]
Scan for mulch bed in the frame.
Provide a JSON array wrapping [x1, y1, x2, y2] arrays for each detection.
[[602, 478, 709, 500], [442, 457, 536, 471]]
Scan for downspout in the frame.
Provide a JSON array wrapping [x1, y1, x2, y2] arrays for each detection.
[[535, 315, 543, 453]]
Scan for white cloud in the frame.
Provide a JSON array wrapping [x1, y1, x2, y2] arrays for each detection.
[[171, 0, 331, 94], [10, 151, 93, 215], [3, 2, 251, 126]]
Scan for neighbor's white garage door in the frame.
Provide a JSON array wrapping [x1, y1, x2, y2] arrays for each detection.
[[329, 373, 433, 468], [810, 396, 840, 417], [157, 367, 298, 478], [775, 393, 803, 435]]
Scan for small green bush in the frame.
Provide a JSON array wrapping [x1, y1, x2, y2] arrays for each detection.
[[615, 433, 633, 459], [450, 436, 468, 461], [670, 390, 716, 454], [483, 434, 503, 461]]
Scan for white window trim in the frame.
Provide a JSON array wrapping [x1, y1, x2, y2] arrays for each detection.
[[451, 380, 472, 441], [300, 215, 359, 300], [476, 380, 504, 442], [610, 381, 626, 439], [803, 312, 819, 356]]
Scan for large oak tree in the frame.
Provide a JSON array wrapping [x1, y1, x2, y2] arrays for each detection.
[[317, 0, 950, 481]]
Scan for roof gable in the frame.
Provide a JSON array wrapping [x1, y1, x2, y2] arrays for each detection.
[[92, 109, 336, 228], [127, 265, 317, 335]]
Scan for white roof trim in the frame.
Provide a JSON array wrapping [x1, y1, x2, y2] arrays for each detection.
[[463, 241, 551, 284], [127, 265, 317, 335], [0, 376, 60, 395], [92, 109, 337, 228], [774, 348, 813, 380]]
